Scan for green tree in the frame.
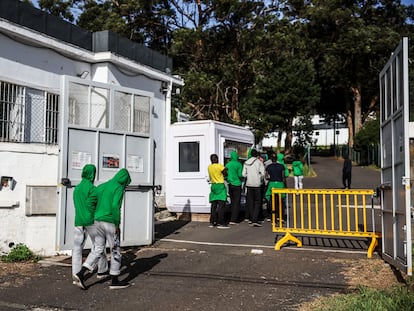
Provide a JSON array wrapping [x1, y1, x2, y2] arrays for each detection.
[[353, 117, 380, 152], [293, 115, 315, 157], [286, 0, 410, 148], [171, 0, 271, 126], [38, 0, 76, 22], [240, 17, 320, 151]]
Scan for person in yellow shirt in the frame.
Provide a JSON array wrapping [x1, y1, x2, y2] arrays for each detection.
[[207, 154, 229, 229]]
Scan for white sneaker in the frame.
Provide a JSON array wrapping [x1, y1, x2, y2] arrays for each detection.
[[217, 225, 230, 229]]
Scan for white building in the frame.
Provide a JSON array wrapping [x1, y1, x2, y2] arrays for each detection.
[[0, 1, 183, 255], [165, 120, 254, 213], [261, 115, 348, 148]]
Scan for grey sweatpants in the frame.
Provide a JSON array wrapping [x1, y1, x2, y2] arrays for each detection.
[[82, 221, 122, 276], [72, 225, 108, 276]]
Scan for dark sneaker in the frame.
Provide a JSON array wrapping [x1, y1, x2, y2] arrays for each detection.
[[253, 222, 263, 227], [73, 272, 86, 290], [109, 280, 130, 290], [97, 271, 109, 279]]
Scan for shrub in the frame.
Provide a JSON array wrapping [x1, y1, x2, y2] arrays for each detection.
[[1, 243, 40, 263]]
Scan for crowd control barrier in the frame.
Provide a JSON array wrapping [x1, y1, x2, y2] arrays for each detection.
[[271, 188, 381, 258]]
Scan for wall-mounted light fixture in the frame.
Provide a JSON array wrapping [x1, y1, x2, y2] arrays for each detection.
[[77, 71, 89, 79], [160, 81, 169, 94], [0, 176, 16, 190]]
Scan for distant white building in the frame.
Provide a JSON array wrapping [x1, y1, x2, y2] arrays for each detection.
[[261, 115, 348, 148]]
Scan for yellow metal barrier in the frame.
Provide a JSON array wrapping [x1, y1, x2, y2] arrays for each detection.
[[271, 188, 381, 258]]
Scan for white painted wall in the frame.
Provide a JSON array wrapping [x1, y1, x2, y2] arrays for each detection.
[[0, 20, 182, 256], [0, 144, 59, 256]]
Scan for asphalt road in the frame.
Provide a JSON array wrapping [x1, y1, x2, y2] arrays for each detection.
[[0, 156, 383, 311]]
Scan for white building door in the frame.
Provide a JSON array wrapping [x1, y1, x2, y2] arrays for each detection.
[[379, 37, 412, 275], [56, 77, 155, 251]]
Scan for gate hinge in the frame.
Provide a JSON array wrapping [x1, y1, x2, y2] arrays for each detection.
[[402, 176, 410, 186]]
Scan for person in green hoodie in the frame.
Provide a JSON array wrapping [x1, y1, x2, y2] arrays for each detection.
[[74, 168, 131, 290], [265, 153, 288, 221], [225, 151, 243, 224], [292, 156, 304, 190], [72, 164, 108, 285]]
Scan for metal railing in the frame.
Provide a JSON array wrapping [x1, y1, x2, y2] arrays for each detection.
[[271, 188, 381, 258]]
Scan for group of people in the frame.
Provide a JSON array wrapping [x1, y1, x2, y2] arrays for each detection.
[[207, 148, 305, 229], [72, 164, 131, 290]]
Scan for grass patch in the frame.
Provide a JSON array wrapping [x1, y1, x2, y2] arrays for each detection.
[[308, 286, 414, 311], [1, 244, 41, 263], [303, 164, 316, 177]]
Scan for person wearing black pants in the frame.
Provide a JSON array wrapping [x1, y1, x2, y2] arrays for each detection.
[[228, 184, 242, 223], [208, 154, 229, 229], [242, 149, 265, 227], [246, 186, 262, 225], [342, 154, 352, 189], [225, 151, 243, 224]]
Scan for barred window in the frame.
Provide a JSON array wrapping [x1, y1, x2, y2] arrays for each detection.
[[68, 83, 109, 129], [0, 81, 59, 144], [111, 91, 150, 134], [68, 82, 150, 135]]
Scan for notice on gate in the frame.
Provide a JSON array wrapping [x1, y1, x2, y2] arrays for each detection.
[[71, 151, 92, 170], [127, 154, 144, 173], [102, 154, 120, 169]]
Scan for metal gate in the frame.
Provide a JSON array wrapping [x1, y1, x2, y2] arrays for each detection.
[[379, 37, 412, 275], [56, 76, 155, 251]]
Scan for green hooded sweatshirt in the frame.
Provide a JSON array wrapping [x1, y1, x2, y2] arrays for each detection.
[[225, 151, 243, 186], [277, 153, 289, 178], [292, 160, 304, 176], [94, 168, 131, 228], [73, 164, 97, 227]]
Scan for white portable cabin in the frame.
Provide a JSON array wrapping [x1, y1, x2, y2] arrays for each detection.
[[166, 120, 254, 214]]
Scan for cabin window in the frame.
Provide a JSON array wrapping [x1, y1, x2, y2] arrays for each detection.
[[179, 141, 200, 172]]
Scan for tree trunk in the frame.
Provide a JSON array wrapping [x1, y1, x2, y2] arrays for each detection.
[[231, 84, 240, 122], [284, 118, 293, 155], [277, 128, 283, 150], [347, 108, 354, 148], [352, 86, 362, 134]]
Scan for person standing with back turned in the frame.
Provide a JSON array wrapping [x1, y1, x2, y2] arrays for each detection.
[[225, 151, 243, 224], [74, 168, 131, 290], [72, 164, 108, 286], [292, 156, 304, 191], [242, 149, 265, 227], [208, 154, 229, 229], [342, 154, 352, 189]]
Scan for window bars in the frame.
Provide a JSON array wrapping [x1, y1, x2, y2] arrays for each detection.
[[0, 81, 59, 144]]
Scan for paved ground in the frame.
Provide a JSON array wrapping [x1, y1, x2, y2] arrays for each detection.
[[0, 156, 385, 311]]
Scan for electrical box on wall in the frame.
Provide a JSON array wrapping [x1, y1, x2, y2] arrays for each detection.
[[1, 176, 16, 191], [26, 186, 57, 216]]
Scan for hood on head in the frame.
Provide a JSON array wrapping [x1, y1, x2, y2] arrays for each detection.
[[230, 151, 239, 161], [113, 168, 131, 187], [277, 153, 285, 162], [81, 164, 96, 182]]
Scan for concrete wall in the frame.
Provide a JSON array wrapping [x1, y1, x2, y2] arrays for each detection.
[[0, 143, 59, 256]]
